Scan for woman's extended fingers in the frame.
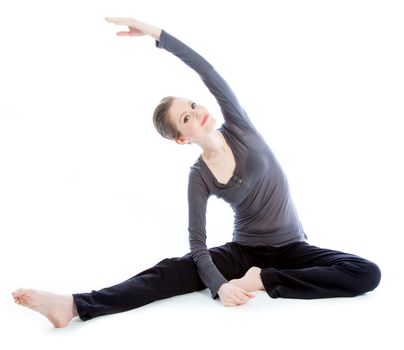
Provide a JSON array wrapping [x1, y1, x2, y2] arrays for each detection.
[[105, 17, 134, 25], [104, 17, 161, 40], [115, 31, 134, 37], [105, 17, 143, 36]]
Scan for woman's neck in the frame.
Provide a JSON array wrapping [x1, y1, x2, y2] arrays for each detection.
[[199, 130, 228, 161]]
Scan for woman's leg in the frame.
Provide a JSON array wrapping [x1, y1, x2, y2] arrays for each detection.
[[253, 242, 381, 299], [13, 254, 205, 326], [12, 242, 254, 327], [74, 242, 253, 320], [73, 254, 203, 321]]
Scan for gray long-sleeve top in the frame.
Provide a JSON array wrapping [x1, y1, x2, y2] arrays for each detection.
[[157, 30, 307, 298]]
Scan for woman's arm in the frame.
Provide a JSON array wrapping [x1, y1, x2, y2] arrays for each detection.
[[105, 16, 255, 132], [156, 30, 255, 132], [188, 169, 255, 305], [187, 169, 227, 297]]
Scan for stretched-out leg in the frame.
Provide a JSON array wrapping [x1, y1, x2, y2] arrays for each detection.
[[73, 242, 253, 320], [251, 242, 381, 299], [73, 254, 202, 320], [12, 242, 253, 327]]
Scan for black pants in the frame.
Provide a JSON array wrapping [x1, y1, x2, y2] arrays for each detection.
[[73, 242, 381, 321]]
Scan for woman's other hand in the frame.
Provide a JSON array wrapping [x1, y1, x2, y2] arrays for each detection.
[[217, 282, 255, 307]]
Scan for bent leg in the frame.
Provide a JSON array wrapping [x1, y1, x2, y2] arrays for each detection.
[[258, 242, 381, 299]]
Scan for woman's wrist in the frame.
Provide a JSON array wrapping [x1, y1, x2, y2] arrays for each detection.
[[145, 24, 161, 40]]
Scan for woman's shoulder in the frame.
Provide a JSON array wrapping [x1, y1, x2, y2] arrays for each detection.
[[189, 155, 206, 178], [188, 156, 211, 191]]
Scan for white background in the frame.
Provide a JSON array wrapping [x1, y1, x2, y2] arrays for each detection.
[[1, 0, 403, 349]]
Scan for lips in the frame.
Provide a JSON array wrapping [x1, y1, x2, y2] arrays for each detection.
[[201, 114, 209, 126]]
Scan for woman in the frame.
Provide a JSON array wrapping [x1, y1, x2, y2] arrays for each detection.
[[12, 17, 381, 328]]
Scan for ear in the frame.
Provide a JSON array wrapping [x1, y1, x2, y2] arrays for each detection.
[[175, 136, 190, 145]]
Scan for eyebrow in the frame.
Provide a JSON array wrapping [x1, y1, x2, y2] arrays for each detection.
[[178, 100, 193, 123]]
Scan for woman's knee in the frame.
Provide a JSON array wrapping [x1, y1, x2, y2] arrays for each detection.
[[156, 254, 196, 274], [345, 259, 381, 295], [361, 260, 381, 293], [160, 255, 203, 280]]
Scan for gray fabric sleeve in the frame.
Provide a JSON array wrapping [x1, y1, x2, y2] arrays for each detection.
[[187, 168, 227, 298], [156, 30, 255, 132]]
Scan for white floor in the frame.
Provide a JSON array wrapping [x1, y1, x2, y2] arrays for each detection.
[[1, 1, 403, 349]]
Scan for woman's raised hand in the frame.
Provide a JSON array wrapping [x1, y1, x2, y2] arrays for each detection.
[[105, 17, 161, 40]]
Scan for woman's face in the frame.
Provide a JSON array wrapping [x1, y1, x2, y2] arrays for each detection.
[[168, 97, 216, 144]]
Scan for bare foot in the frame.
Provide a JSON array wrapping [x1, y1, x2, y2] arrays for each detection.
[[229, 267, 265, 292], [12, 288, 78, 328]]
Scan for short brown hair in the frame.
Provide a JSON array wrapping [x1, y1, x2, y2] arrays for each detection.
[[152, 96, 179, 140]]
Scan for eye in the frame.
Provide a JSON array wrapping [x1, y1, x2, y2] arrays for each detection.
[[184, 102, 196, 123]]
